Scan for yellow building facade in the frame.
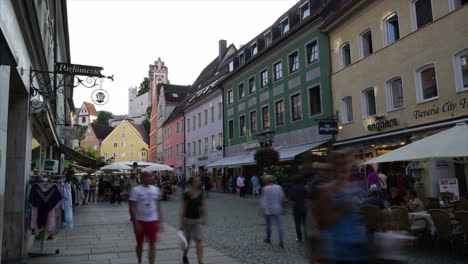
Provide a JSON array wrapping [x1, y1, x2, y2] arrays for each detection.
[[323, 0, 468, 197], [100, 120, 149, 162]]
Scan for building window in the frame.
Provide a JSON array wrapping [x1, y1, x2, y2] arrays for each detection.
[[198, 113, 201, 128], [260, 70, 268, 88], [361, 88, 377, 117], [176, 122, 179, 133], [291, 93, 302, 121], [188, 143, 191, 157], [204, 137, 208, 154], [306, 40, 319, 64], [262, 106, 270, 129], [288, 51, 299, 73], [383, 12, 400, 46], [274, 61, 283, 81], [211, 106, 214, 122], [359, 28, 373, 58], [450, 0, 468, 11], [227, 90, 234, 104], [121, 152, 126, 158], [341, 96, 354, 123], [121, 142, 125, 148], [228, 120, 234, 139], [300, 2, 310, 19], [130, 152, 135, 158], [275, 100, 284, 126], [238, 83, 245, 99], [239, 52, 245, 65], [415, 63, 438, 102], [81, 117, 86, 123], [265, 31, 272, 47], [218, 132, 223, 147], [211, 135, 215, 151], [187, 118, 191, 132], [104, 153, 108, 158], [249, 111, 257, 133], [411, 0, 433, 30], [386, 77, 404, 111], [114, 143, 118, 148], [193, 141, 196, 155], [204, 109, 208, 125], [308, 86, 322, 116], [248, 76, 256, 94], [340, 42, 351, 68], [198, 139, 202, 155], [176, 144, 179, 155], [218, 102, 222, 119], [251, 43, 258, 55], [239, 115, 246, 137], [229, 61, 234, 72], [193, 115, 196, 130], [94, 145, 97, 150], [113, 152, 117, 158], [131, 141, 134, 148], [181, 120, 184, 131], [453, 48, 468, 93], [281, 17, 290, 34]]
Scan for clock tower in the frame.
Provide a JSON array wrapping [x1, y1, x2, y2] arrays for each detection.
[[148, 57, 168, 107]]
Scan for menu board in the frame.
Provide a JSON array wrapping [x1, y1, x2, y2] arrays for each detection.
[[439, 178, 460, 200]]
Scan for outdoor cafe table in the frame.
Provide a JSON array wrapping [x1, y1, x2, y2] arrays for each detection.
[[408, 211, 459, 236]]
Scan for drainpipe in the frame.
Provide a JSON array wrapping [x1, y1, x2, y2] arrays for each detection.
[[220, 86, 226, 175]]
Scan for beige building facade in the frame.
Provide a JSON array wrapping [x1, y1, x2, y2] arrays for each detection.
[[323, 0, 468, 197]]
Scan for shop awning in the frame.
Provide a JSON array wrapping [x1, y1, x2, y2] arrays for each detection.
[[206, 153, 255, 168], [276, 140, 329, 161], [60, 143, 96, 167], [69, 163, 94, 172]]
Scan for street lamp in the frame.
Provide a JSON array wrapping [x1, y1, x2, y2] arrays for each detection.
[[256, 129, 275, 148]]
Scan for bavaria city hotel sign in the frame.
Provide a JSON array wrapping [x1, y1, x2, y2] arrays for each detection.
[[55, 63, 104, 77]]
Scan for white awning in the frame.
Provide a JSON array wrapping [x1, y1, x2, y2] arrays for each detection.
[[277, 140, 329, 161], [206, 153, 255, 168]]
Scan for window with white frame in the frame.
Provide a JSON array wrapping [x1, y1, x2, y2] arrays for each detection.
[[291, 93, 302, 121], [181, 120, 184, 131], [281, 17, 290, 34], [300, 2, 310, 19], [248, 76, 256, 94], [274, 61, 283, 81], [227, 90, 234, 104], [211, 135, 215, 151], [193, 115, 196, 130], [450, 0, 468, 11], [104, 153, 108, 158], [340, 42, 351, 68], [453, 48, 468, 93], [130, 152, 135, 158], [308, 86, 322, 116], [239, 52, 245, 65], [411, 0, 433, 30], [176, 122, 179, 133], [131, 141, 134, 148], [383, 12, 400, 46], [204, 137, 208, 153], [265, 31, 273, 47], [251, 43, 258, 55], [121, 142, 125, 148], [94, 145, 97, 150], [261, 70, 268, 88], [193, 141, 196, 155], [204, 109, 208, 125], [239, 115, 246, 136], [386, 77, 405, 111], [121, 152, 126, 158], [187, 118, 191, 132], [238, 83, 245, 99], [289, 51, 299, 73], [250, 111, 257, 133], [187, 142, 191, 157], [218, 132, 223, 147], [198, 139, 202, 155], [415, 63, 438, 102], [359, 29, 373, 58], [113, 152, 117, 158], [341, 96, 354, 123], [218, 102, 222, 119], [361, 88, 377, 117], [114, 143, 118, 148], [306, 40, 319, 64], [228, 120, 234, 139], [198, 113, 201, 128], [275, 100, 285, 126], [229, 61, 234, 72], [262, 106, 270, 129], [176, 144, 179, 155], [121, 132, 125, 138]]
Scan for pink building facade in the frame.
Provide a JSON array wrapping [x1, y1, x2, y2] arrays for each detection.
[[162, 115, 185, 175]]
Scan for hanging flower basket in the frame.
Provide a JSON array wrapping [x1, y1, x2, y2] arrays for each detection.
[[254, 148, 279, 169]]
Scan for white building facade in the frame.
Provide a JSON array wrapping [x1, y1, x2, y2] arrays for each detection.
[[128, 86, 149, 124]]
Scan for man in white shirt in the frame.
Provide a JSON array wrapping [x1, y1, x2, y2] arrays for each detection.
[[83, 176, 91, 205], [237, 175, 246, 198], [260, 174, 285, 248], [129, 171, 162, 264], [377, 168, 388, 199]]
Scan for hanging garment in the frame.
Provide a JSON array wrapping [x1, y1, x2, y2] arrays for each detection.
[[28, 184, 62, 230], [63, 182, 73, 228], [25, 184, 32, 230]]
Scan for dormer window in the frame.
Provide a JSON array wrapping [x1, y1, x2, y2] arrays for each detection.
[[281, 18, 290, 34], [239, 52, 245, 65], [251, 44, 258, 56], [265, 31, 273, 47], [300, 2, 310, 19], [229, 61, 234, 72]]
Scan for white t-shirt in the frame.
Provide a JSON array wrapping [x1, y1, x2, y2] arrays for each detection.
[[237, 177, 245, 187], [378, 173, 387, 189], [129, 185, 161, 222], [260, 184, 285, 215], [83, 179, 91, 190]]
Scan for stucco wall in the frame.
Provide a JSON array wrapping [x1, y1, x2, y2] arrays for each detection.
[[100, 121, 148, 162], [162, 115, 185, 173]]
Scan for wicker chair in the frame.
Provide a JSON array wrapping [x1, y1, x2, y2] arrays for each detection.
[[453, 200, 468, 212], [429, 209, 462, 253], [423, 197, 440, 210], [360, 205, 380, 232], [455, 211, 468, 250], [391, 206, 428, 242]]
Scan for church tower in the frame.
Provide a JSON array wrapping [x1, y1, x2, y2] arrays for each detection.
[[148, 57, 168, 107]]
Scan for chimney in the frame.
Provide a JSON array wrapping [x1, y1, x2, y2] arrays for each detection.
[[219, 39, 227, 62]]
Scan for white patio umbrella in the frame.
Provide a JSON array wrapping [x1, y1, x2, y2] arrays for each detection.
[[100, 163, 132, 171], [114, 161, 157, 167], [143, 164, 174, 172]]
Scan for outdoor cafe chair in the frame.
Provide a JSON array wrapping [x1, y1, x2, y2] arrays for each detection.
[[455, 211, 468, 250], [360, 205, 380, 232], [390, 206, 428, 245], [429, 209, 463, 254], [453, 200, 468, 212], [423, 197, 440, 210]]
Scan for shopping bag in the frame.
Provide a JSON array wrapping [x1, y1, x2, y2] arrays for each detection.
[[177, 230, 188, 250]]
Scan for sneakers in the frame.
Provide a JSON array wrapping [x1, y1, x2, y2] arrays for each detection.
[[264, 238, 271, 244], [279, 241, 284, 248], [182, 255, 189, 264]]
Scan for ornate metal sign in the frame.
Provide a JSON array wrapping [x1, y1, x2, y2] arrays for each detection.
[[55, 63, 103, 77], [91, 89, 109, 105]]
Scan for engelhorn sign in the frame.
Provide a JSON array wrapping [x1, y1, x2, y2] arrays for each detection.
[[55, 63, 104, 77], [367, 118, 399, 131]]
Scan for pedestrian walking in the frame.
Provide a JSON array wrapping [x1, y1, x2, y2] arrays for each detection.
[[88, 176, 96, 203], [82, 175, 91, 205], [97, 177, 105, 202], [179, 176, 207, 264], [260, 174, 285, 248], [288, 175, 308, 242], [203, 174, 210, 198], [129, 171, 162, 264], [237, 175, 246, 198], [251, 175, 261, 198], [111, 176, 122, 205]]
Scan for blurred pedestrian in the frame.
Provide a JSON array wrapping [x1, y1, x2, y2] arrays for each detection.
[[129, 171, 162, 264], [260, 174, 285, 248], [288, 175, 308, 242], [388, 187, 405, 206], [377, 168, 388, 199], [82, 175, 91, 205], [180, 176, 207, 264], [251, 175, 261, 198], [237, 175, 246, 198], [97, 177, 105, 202], [88, 175, 96, 203], [203, 174, 210, 198], [111, 175, 122, 205]]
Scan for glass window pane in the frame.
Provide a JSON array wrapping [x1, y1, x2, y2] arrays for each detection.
[[460, 53, 468, 88], [387, 15, 400, 44], [415, 0, 433, 28], [366, 90, 376, 116], [342, 44, 351, 66], [391, 79, 404, 109], [309, 86, 321, 115], [292, 94, 302, 121], [421, 67, 438, 99], [346, 97, 353, 121]]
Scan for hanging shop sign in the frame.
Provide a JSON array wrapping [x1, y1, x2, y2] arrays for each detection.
[[318, 121, 338, 134], [58, 126, 77, 140], [44, 159, 59, 173], [91, 89, 109, 105], [367, 118, 399, 132], [55, 63, 103, 77]]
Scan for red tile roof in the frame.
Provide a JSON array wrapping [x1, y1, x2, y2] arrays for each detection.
[[83, 102, 98, 116]]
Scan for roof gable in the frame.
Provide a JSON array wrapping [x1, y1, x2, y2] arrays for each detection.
[[90, 123, 114, 140], [79, 102, 98, 116], [102, 120, 148, 146]]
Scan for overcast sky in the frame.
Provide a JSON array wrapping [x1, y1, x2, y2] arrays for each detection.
[[69, 0, 298, 115]]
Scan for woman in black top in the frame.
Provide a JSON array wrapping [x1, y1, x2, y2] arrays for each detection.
[[180, 176, 206, 264]]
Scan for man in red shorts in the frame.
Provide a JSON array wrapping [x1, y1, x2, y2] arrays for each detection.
[[129, 171, 162, 264]]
